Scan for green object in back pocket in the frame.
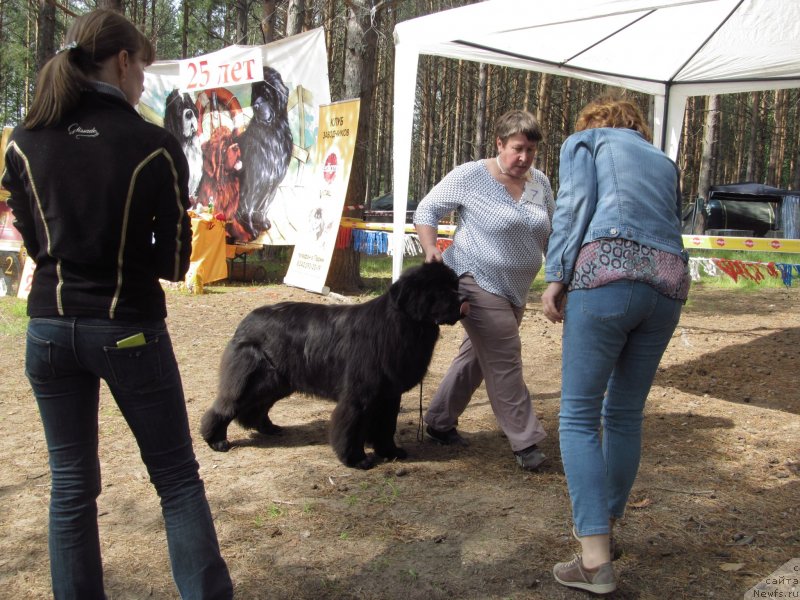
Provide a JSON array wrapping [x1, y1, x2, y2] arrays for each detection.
[[116, 332, 146, 348]]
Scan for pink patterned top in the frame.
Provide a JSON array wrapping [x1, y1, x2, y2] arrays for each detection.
[[569, 238, 690, 301]]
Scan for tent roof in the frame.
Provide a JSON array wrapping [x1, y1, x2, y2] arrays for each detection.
[[394, 0, 800, 96], [389, 0, 800, 280]]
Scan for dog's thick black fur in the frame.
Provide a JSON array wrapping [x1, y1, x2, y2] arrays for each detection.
[[200, 261, 465, 469], [235, 66, 293, 240]]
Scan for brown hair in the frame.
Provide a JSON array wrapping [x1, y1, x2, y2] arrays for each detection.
[[24, 9, 155, 129], [494, 110, 543, 144], [574, 95, 652, 142]]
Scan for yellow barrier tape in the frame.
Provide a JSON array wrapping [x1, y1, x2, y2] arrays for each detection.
[[340, 217, 455, 236], [683, 235, 800, 253], [333, 228, 800, 252]]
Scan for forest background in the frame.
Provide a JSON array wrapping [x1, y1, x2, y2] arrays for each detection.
[[2, 0, 800, 287]]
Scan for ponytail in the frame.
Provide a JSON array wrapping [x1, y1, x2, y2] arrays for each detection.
[[24, 49, 90, 129]]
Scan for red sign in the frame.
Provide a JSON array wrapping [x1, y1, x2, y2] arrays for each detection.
[[323, 153, 338, 184], [745, 239, 754, 248], [771, 239, 782, 249], [715, 237, 726, 247]]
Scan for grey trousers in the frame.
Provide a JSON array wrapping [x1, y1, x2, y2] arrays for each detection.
[[424, 276, 547, 452]]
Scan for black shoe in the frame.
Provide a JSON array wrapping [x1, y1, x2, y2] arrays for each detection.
[[514, 444, 547, 470], [425, 425, 469, 446]]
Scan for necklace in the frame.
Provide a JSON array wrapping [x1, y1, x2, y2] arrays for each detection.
[[496, 155, 526, 179]]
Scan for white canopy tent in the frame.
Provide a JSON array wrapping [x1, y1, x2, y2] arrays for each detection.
[[390, 0, 800, 279]]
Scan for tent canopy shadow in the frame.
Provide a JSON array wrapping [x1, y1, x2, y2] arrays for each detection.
[[657, 326, 799, 415]]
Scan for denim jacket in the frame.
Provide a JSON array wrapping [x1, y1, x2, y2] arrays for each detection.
[[545, 127, 685, 284]]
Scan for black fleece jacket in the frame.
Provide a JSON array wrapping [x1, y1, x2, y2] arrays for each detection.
[[2, 90, 191, 320]]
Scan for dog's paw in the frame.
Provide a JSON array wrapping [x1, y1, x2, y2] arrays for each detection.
[[348, 452, 377, 470], [208, 439, 231, 452]]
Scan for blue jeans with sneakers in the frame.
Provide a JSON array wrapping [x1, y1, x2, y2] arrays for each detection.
[[25, 316, 232, 600], [559, 281, 682, 538]]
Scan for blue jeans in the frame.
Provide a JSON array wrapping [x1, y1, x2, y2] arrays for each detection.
[[559, 281, 682, 537], [25, 317, 233, 600]]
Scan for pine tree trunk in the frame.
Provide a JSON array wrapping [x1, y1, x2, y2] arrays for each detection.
[[461, 64, 474, 165], [789, 91, 800, 190], [695, 95, 719, 233], [452, 60, 463, 170], [235, 0, 248, 43], [732, 95, 746, 182], [326, 0, 379, 292], [287, 0, 305, 36], [417, 61, 431, 201], [35, 0, 56, 73], [523, 71, 532, 112], [474, 63, 487, 160], [97, 0, 123, 11], [793, 142, 800, 191], [773, 89, 789, 186], [536, 74, 551, 175], [745, 92, 760, 181], [260, 0, 277, 42], [692, 97, 705, 200]]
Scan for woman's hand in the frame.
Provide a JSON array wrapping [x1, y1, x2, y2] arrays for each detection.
[[424, 246, 443, 263], [541, 282, 567, 323], [414, 223, 444, 263]]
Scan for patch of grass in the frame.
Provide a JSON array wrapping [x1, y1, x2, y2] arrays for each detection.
[[0, 297, 28, 336], [368, 557, 391, 572], [253, 503, 285, 527], [343, 477, 401, 507], [377, 478, 400, 504]]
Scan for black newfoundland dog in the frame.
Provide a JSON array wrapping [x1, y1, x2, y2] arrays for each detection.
[[200, 261, 466, 469], [235, 66, 293, 240]]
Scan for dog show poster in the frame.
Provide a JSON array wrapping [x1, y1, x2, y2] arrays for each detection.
[[284, 99, 360, 294], [138, 28, 331, 245]]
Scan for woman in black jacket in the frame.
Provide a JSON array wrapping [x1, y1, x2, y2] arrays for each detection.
[[2, 10, 232, 599]]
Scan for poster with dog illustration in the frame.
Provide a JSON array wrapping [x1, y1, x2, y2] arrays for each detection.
[[139, 28, 330, 245], [284, 99, 360, 294]]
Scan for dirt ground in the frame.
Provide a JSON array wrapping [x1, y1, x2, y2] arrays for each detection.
[[1, 282, 798, 599]]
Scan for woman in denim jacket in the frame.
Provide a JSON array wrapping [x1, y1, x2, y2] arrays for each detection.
[[542, 96, 690, 595]]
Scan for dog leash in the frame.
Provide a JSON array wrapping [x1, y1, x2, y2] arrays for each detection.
[[417, 381, 425, 442]]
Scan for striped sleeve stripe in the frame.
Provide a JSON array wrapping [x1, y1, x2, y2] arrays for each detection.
[[110, 148, 183, 318], [6, 141, 65, 316]]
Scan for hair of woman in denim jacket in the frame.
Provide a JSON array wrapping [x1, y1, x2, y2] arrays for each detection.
[[574, 95, 652, 142]]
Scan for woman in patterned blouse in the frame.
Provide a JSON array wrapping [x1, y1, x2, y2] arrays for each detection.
[[413, 109, 554, 471]]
